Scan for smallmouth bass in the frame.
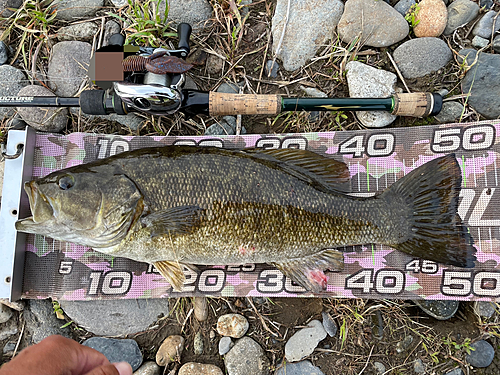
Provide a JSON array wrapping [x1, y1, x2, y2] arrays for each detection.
[[15, 146, 476, 292]]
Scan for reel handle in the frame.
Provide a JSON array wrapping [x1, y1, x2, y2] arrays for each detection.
[[177, 23, 192, 57]]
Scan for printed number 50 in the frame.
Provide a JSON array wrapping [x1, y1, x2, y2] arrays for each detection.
[[431, 125, 494, 153]]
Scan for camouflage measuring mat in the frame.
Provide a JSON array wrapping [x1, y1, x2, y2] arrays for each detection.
[[20, 119, 500, 301]]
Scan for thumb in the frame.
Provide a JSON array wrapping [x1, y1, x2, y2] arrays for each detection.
[[84, 362, 133, 375]]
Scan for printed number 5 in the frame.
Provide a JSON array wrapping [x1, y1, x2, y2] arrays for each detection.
[[431, 129, 461, 153], [441, 271, 471, 296]]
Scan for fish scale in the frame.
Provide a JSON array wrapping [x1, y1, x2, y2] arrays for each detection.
[[108, 152, 391, 263]]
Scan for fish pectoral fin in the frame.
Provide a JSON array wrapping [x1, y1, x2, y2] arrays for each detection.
[[245, 148, 350, 190], [142, 206, 204, 238], [271, 249, 344, 293], [154, 261, 191, 292]]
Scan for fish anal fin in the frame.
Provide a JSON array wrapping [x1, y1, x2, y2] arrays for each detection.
[[246, 148, 350, 190], [142, 206, 204, 238], [272, 249, 344, 293], [154, 261, 188, 292]]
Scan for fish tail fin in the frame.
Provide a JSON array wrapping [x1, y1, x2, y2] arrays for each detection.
[[381, 154, 476, 268]]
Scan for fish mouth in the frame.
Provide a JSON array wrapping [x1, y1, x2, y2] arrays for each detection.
[[15, 181, 55, 233]]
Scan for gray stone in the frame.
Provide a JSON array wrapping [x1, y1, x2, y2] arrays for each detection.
[[0, 41, 8, 65], [275, 360, 324, 375], [205, 116, 246, 136], [17, 85, 68, 132], [285, 320, 327, 362], [103, 21, 122, 47], [0, 299, 24, 312], [3, 341, 16, 356], [224, 337, 270, 375], [60, 299, 168, 336], [110, 0, 126, 7], [394, 0, 416, 16], [7, 116, 27, 130], [83, 337, 143, 371], [346, 61, 397, 128], [396, 335, 413, 354], [465, 340, 495, 368], [494, 35, 500, 53], [57, 22, 99, 42], [48, 41, 92, 97], [159, 0, 212, 30], [338, 0, 408, 48], [194, 331, 204, 355], [434, 101, 464, 123], [459, 49, 500, 119], [275, 361, 324, 375], [0, 65, 28, 119], [133, 361, 161, 375], [444, 369, 464, 375], [239, 0, 252, 17], [472, 11, 500, 38], [472, 35, 489, 48], [206, 53, 225, 75], [300, 86, 327, 98], [444, 0, 479, 35], [393, 37, 452, 79], [24, 299, 72, 344], [0, 319, 18, 341], [219, 336, 233, 355], [264, 60, 278, 78], [217, 82, 242, 94], [414, 359, 425, 373], [414, 299, 458, 320], [0, 0, 22, 17], [479, 0, 493, 9], [50, 0, 103, 21], [156, 335, 184, 366], [217, 314, 249, 338], [373, 362, 386, 374], [321, 312, 337, 337], [0, 303, 12, 323], [272, 0, 344, 71], [474, 301, 497, 318], [205, 120, 235, 136], [178, 363, 224, 375]]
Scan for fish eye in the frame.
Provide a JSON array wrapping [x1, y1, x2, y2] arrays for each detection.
[[58, 175, 75, 190]]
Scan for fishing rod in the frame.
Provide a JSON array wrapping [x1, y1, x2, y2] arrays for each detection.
[[0, 23, 442, 118]]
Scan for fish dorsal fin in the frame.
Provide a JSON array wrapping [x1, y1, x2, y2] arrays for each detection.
[[154, 261, 187, 292], [271, 249, 344, 293], [141, 206, 204, 238], [245, 148, 350, 191]]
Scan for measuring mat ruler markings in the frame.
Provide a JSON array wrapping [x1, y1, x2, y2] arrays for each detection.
[[6, 120, 500, 301]]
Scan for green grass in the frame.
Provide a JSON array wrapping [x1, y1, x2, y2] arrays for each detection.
[[108, 0, 174, 47], [0, 0, 57, 66]]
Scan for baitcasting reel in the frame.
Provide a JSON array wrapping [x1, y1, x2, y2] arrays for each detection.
[[87, 23, 195, 116]]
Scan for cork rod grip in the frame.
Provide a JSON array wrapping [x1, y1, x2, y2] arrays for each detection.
[[392, 93, 442, 117], [209, 92, 281, 116]]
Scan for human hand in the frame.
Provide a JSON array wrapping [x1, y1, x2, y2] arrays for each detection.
[[0, 335, 133, 375]]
